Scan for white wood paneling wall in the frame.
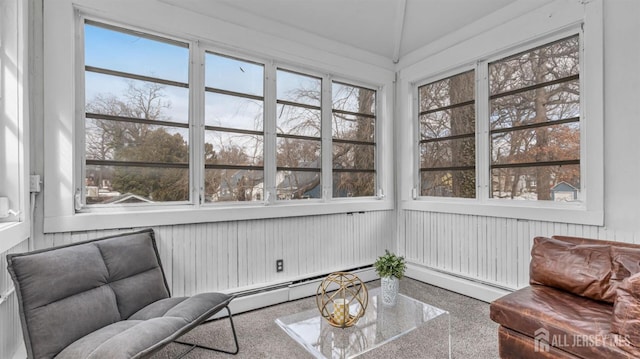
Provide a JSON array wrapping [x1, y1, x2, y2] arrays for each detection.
[[35, 211, 395, 297], [0, 239, 28, 359], [399, 210, 640, 291]]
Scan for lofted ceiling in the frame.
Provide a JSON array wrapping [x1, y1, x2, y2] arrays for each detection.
[[160, 0, 551, 64]]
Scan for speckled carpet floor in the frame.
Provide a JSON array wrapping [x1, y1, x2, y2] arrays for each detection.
[[152, 278, 499, 359]]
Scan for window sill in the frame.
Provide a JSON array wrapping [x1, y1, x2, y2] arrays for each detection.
[[401, 199, 603, 226], [43, 199, 394, 233], [0, 222, 29, 254]]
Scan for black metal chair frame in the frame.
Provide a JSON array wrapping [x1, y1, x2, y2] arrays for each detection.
[[173, 306, 239, 357]]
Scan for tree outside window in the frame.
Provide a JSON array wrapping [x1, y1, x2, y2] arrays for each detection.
[[84, 21, 190, 205], [489, 35, 580, 201], [418, 70, 476, 198]]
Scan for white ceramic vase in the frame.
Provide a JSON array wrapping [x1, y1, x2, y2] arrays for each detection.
[[380, 276, 399, 306]]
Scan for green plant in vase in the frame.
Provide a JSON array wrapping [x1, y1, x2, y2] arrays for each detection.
[[374, 250, 406, 305]]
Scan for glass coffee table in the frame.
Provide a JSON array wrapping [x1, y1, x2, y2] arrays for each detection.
[[275, 287, 450, 358]]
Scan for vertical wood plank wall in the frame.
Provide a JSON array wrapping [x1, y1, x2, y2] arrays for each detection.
[[399, 210, 640, 290], [34, 211, 395, 296], [0, 212, 393, 357]]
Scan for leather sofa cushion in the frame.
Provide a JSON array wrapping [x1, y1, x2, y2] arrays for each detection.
[[611, 272, 640, 347], [552, 235, 640, 249], [530, 236, 616, 302], [611, 246, 640, 281], [490, 285, 639, 358]]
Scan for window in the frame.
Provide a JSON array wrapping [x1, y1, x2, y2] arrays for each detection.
[[79, 20, 382, 211], [332, 82, 377, 197], [83, 21, 190, 205], [416, 35, 580, 203], [205, 53, 264, 202], [276, 69, 322, 200], [418, 70, 475, 198], [0, 0, 29, 252], [489, 35, 580, 201]]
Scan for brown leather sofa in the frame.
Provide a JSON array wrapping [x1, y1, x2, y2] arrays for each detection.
[[490, 235, 640, 359]]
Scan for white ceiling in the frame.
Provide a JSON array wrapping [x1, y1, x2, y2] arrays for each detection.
[[161, 0, 551, 64]]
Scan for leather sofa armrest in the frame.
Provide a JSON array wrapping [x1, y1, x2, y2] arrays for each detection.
[[611, 272, 640, 347]]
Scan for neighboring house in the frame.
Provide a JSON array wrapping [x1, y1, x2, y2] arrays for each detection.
[[277, 171, 320, 200], [214, 170, 264, 202], [551, 181, 579, 202]]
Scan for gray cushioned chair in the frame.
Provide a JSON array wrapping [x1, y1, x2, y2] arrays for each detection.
[[6, 228, 239, 358]]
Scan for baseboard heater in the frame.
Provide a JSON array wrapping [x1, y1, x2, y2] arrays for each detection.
[[212, 265, 376, 319]]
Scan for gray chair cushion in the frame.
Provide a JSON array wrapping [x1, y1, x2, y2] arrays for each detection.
[[6, 229, 230, 359], [56, 319, 187, 359], [56, 292, 234, 359]]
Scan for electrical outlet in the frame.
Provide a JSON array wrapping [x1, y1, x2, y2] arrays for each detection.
[[30, 175, 41, 193], [276, 259, 284, 272]]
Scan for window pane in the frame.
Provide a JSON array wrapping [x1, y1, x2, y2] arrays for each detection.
[[84, 22, 190, 206], [490, 81, 580, 130], [205, 53, 264, 96], [419, 104, 475, 140], [490, 36, 579, 96], [205, 169, 263, 202], [332, 83, 375, 115], [489, 34, 580, 202], [419, 70, 474, 112], [277, 138, 321, 168], [332, 114, 374, 142], [420, 138, 475, 169], [205, 92, 263, 131], [86, 72, 189, 123], [333, 172, 375, 197], [85, 23, 189, 83], [86, 165, 189, 204], [277, 70, 321, 107], [276, 170, 321, 200], [203, 52, 265, 204], [491, 165, 580, 201], [333, 143, 375, 170], [276, 104, 321, 137], [491, 123, 580, 165], [418, 70, 475, 198], [420, 170, 476, 198], [205, 131, 263, 166], [332, 81, 377, 198], [274, 70, 323, 201]]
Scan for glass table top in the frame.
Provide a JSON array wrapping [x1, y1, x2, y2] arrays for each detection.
[[275, 287, 450, 359]]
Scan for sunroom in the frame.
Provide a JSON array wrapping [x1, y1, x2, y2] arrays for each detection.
[[1, 0, 638, 358]]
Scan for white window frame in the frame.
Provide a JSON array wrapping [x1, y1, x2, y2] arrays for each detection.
[[78, 18, 194, 210], [0, 0, 30, 253], [43, 3, 394, 233], [399, 0, 603, 225], [330, 78, 380, 200], [414, 66, 478, 200], [273, 65, 325, 203]]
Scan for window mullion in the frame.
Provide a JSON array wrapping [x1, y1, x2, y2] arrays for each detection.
[[476, 61, 490, 203], [321, 75, 332, 201], [263, 62, 277, 205], [412, 85, 420, 199], [75, 11, 87, 211], [191, 41, 205, 206]]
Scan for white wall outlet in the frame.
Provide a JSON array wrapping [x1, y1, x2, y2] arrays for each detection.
[[30, 175, 41, 192]]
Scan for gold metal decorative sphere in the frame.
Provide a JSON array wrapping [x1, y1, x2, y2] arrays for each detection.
[[316, 272, 368, 328]]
